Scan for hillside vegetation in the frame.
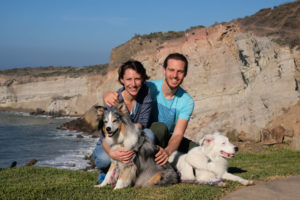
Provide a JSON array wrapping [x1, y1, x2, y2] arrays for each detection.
[[0, 64, 109, 78], [237, 0, 300, 48]]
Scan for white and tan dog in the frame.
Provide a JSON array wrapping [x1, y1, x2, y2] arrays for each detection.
[[169, 132, 254, 186]]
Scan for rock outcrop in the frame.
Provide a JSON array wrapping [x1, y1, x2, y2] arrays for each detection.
[[0, 1, 299, 149]]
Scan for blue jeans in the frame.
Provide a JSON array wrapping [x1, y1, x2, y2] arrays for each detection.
[[92, 136, 111, 172], [92, 128, 155, 171]]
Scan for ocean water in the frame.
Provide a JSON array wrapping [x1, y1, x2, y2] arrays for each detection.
[[0, 111, 99, 170]]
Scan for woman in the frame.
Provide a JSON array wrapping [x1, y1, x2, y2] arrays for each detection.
[[92, 60, 153, 182]]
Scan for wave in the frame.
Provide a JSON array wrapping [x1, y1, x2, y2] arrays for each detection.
[[37, 137, 98, 170], [0, 110, 78, 119]]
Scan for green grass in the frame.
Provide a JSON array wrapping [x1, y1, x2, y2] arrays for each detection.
[[1, 147, 300, 200]]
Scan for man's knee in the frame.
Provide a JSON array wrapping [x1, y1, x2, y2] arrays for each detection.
[[150, 122, 170, 148], [178, 137, 199, 153]]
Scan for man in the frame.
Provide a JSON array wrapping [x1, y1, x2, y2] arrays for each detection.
[[146, 53, 195, 165], [104, 53, 196, 166]]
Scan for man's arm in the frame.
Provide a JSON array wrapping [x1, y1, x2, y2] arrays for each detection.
[[155, 118, 188, 165]]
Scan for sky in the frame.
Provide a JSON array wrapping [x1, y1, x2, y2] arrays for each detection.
[[0, 0, 295, 69]]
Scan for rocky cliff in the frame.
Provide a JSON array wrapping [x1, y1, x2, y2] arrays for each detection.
[[1, 1, 299, 148], [0, 66, 110, 116]]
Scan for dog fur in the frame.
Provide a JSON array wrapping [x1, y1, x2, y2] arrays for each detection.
[[94, 103, 179, 189], [169, 132, 254, 186]]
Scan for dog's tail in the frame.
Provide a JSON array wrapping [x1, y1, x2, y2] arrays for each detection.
[[150, 165, 180, 187], [135, 164, 180, 188]]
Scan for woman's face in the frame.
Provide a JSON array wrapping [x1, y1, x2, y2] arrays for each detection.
[[120, 68, 143, 98]]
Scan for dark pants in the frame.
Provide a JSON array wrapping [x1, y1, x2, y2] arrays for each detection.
[[149, 122, 198, 153]]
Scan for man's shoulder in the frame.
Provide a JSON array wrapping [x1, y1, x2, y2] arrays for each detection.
[[176, 87, 194, 119], [177, 87, 194, 103], [146, 80, 163, 93], [146, 80, 163, 87]]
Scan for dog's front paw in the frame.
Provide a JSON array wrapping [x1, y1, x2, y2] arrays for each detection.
[[217, 182, 228, 188], [94, 184, 102, 188], [113, 180, 126, 190], [114, 184, 126, 190], [245, 180, 255, 186], [94, 181, 108, 188]]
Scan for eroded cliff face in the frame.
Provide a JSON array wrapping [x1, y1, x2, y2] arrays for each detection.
[[0, 73, 113, 116], [1, 4, 300, 145], [115, 23, 299, 142]]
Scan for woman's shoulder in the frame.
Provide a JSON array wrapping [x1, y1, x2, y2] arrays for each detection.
[[136, 84, 152, 102]]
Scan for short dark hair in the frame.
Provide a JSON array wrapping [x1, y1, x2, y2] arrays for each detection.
[[163, 53, 188, 76], [118, 60, 150, 85]]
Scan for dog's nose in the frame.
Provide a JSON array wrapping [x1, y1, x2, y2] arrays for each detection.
[[106, 127, 111, 132], [234, 146, 239, 152]]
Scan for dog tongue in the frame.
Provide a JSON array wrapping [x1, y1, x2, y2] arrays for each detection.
[[108, 132, 114, 137], [221, 151, 234, 158]]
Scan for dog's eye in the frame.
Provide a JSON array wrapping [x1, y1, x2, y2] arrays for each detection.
[[103, 120, 108, 124], [113, 119, 118, 123], [222, 142, 226, 145]]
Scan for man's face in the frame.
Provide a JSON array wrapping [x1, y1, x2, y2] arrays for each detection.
[[163, 59, 186, 90]]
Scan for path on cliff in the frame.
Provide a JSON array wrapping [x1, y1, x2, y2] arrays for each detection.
[[221, 175, 300, 200]]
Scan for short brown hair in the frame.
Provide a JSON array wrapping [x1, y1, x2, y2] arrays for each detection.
[[118, 60, 150, 85], [163, 53, 188, 76]]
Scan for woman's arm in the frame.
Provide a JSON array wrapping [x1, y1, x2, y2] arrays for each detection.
[[102, 139, 135, 164], [135, 85, 152, 128], [103, 91, 119, 107]]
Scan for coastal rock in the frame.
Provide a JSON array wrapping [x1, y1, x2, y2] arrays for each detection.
[[264, 100, 300, 150], [25, 159, 37, 166], [261, 126, 294, 145], [58, 105, 102, 136], [10, 161, 17, 168]]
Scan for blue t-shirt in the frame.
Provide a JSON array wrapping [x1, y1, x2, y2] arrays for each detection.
[[146, 80, 194, 134]]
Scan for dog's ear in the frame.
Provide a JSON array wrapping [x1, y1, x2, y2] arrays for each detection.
[[94, 106, 106, 131], [94, 105, 106, 119], [116, 102, 128, 115], [199, 134, 214, 146]]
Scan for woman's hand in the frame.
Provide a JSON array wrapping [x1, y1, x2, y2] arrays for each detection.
[[109, 148, 135, 164], [103, 91, 119, 107]]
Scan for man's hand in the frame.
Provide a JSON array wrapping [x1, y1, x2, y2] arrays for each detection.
[[155, 146, 169, 166], [109, 148, 135, 164], [103, 91, 119, 107]]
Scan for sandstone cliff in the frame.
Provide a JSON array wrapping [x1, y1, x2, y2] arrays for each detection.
[[1, 1, 299, 148], [0, 65, 109, 115]]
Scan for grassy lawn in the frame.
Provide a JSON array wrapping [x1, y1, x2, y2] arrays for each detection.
[[1, 147, 300, 200]]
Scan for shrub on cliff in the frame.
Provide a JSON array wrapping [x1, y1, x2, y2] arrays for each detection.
[[133, 30, 185, 41], [0, 64, 109, 77]]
